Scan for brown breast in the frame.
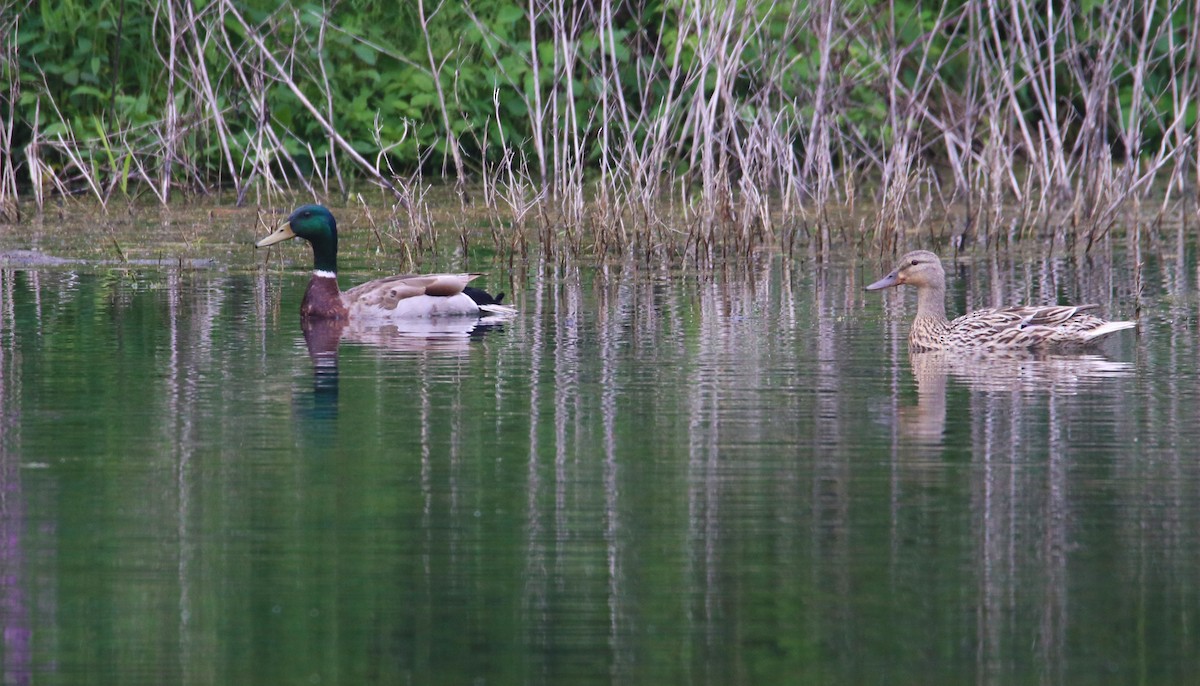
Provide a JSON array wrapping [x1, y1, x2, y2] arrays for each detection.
[[301, 275, 349, 320]]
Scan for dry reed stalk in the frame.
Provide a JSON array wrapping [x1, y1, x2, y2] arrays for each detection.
[[1, 0, 1196, 255], [25, 102, 46, 212], [802, 0, 835, 205], [1158, 0, 1198, 215], [158, 0, 180, 203], [476, 89, 541, 250], [52, 133, 107, 209], [0, 12, 18, 221], [209, 14, 297, 201], [416, 0, 468, 206], [364, 114, 414, 214], [180, 0, 242, 202], [33, 82, 110, 208], [221, 0, 400, 198], [314, 12, 347, 198], [526, 0, 547, 186]]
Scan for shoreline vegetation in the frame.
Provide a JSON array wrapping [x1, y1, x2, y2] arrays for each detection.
[[0, 0, 1197, 258]]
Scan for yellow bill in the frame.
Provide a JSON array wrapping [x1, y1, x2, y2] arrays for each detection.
[[255, 219, 297, 248]]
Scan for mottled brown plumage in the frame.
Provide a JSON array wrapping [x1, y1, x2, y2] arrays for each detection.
[[867, 250, 1135, 351]]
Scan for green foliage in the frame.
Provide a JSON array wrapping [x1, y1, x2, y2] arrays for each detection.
[[4, 0, 1195, 197]]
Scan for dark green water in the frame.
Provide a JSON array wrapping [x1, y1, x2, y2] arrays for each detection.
[[1, 243, 1197, 684]]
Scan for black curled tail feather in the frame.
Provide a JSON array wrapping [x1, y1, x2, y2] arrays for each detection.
[[463, 286, 505, 306]]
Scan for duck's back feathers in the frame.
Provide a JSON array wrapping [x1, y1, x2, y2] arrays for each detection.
[[343, 272, 481, 299], [1003, 303, 1098, 327], [918, 304, 1134, 351], [341, 273, 489, 319], [1077, 319, 1138, 342]]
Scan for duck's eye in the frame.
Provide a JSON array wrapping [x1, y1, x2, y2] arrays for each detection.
[[910, 259, 919, 266]]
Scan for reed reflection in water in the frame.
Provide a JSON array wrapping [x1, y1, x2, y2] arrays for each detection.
[[0, 246, 1197, 684]]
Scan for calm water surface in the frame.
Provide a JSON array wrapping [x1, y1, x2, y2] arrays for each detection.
[[1, 229, 1198, 684]]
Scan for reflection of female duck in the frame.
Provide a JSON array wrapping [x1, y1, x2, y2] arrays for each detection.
[[257, 205, 515, 321], [904, 350, 1134, 444], [867, 251, 1134, 351], [910, 350, 1134, 394]]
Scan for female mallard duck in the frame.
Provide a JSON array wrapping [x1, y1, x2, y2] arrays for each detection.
[[866, 250, 1134, 351], [256, 205, 514, 321]]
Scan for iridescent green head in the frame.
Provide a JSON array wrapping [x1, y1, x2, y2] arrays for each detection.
[[256, 205, 339, 273]]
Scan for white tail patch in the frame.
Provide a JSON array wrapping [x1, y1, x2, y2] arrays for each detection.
[[479, 303, 518, 316], [1081, 320, 1136, 341]]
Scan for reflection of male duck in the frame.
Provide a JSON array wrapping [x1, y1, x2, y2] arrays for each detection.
[[297, 318, 344, 431], [295, 316, 507, 430], [341, 316, 509, 353], [305, 316, 507, 356], [904, 350, 1134, 444], [257, 205, 515, 321]]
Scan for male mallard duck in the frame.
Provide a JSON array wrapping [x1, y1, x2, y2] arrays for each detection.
[[256, 205, 514, 320], [866, 250, 1134, 351]]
